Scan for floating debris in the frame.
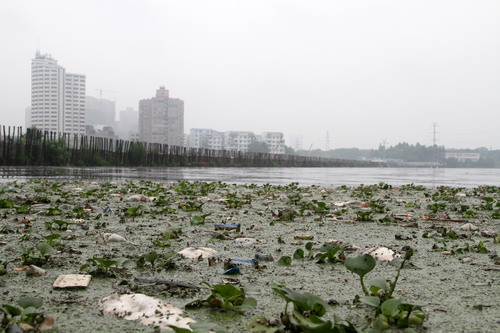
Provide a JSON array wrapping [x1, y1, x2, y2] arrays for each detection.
[[26, 265, 46, 276], [358, 246, 402, 262], [105, 233, 127, 242], [255, 253, 274, 262], [234, 237, 264, 247], [99, 293, 195, 330], [53, 274, 92, 289], [178, 247, 217, 259], [126, 194, 152, 202], [214, 223, 241, 232], [294, 235, 314, 240], [460, 223, 479, 231]]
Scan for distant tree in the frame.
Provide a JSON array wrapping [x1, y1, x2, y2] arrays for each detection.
[[284, 145, 295, 155], [247, 141, 270, 153]]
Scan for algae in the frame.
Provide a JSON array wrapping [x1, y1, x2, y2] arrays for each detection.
[[0, 180, 498, 332]]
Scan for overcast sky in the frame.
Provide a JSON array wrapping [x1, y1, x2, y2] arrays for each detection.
[[1, 0, 499, 150]]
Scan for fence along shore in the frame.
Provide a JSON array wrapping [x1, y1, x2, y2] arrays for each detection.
[[0, 126, 378, 168]]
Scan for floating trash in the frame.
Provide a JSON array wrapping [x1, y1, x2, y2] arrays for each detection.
[[126, 194, 152, 202], [222, 266, 241, 275], [357, 246, 402, 262], [255, 253, 274, 262], [294, 235, 314, 240], [53, 274, 92, 289], [460, 223, 478, 231], [178, 247, 217, 259], [215, 223, 241, 232], [228, 258, 258, 266], [99, 293, 195, 330], [234, 238, 259, 247], [26, 265, 46, 276], [105, 233, 127, 243]]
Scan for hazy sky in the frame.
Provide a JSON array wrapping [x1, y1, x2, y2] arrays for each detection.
[[1, 0, 499, 149]]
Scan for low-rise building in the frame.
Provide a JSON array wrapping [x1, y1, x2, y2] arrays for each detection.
[[188, 128, 286, 154], [445, 152, 480, 162]]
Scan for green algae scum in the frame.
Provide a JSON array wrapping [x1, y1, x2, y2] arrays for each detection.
[[0, 180, 499, 332]]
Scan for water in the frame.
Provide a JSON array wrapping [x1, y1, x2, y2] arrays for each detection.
[[1, 166, 499, 187]]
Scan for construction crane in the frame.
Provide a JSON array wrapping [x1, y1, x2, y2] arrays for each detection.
[[94, 88, 116, 99]]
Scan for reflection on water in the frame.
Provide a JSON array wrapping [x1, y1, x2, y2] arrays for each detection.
[[1, 166, 499, 187]]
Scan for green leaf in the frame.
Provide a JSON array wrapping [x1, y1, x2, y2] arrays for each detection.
[[233, 297, 257, 312], [359, 296, 381, 307], [93, 257, 118, 268], [2, 304, 21, 316], [345, 254, 376, 278], [305, 242, 314, 251], [381, 298, 402, 318], [212, 284, 243, 301], [272, 286, 328, 316], [293, 248, 304, 259], [369, 278, 389, 293], [144, 251, 158, 264], [37, 243, 55, 256], [189, 321, 218, 333], [277, 256, 292, 266], [18, 297, 43, 309], [289, 311, 333, 331]]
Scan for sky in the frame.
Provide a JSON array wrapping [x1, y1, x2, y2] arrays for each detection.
[[1, 0, 499, 150]]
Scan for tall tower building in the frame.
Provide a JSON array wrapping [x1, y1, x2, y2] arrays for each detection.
[[30, 52, 86, 135], [139, 87, 184, 146]]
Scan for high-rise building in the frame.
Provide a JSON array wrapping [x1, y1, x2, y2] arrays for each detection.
[[85, 96, 115, 127], [30, 52, 86, 135], [117, 107, 139, 141], [25, 107, 31, 128], [139, 87, 184, 146]]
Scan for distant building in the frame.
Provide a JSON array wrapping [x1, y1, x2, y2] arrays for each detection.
[[25, 107, 31, 128], [85, 125, 118, 139], [139, 87, 184, 146], [224, 131, 257, 152], [188, 128, 286, 154], [260, 132, 285, 154], [85, 96, 115, 127], [31, 52, 86, 135], [116, 107, 138, 140], [445, 152, 480, 162], [189, 129, 225, 149]]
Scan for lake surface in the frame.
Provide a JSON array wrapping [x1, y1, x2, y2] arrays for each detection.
[[1, 166, 499, 187]]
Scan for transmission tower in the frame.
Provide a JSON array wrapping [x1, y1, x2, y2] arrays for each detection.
[[325, 131, 330, 151], [432, 123, 439, 146]]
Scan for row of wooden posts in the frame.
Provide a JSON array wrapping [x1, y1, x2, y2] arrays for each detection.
[[0, 125, 378, 168]]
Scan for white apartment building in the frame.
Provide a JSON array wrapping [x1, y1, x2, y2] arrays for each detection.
[[189, 128, 286, 154], [445, 152, 481, 162], [31, 52, 86, 135], [139, 87, 184, 146], [260, 132, 285, 154], [189, 129, 224, 149], [224, 131, 257, 152]]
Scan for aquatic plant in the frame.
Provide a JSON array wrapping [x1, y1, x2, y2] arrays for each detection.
[[45, 219, 72, 231], [356, 211, 374, 222], [190, 213, 211, 225], [186, 284, 258, 313], [19, 242, 55, 266], [345, 249, 426, 329], [178, 201, 204, 212], [1, 297, 48, 332], [272, 285, 357, 332], [80, 257, 133, 277]]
